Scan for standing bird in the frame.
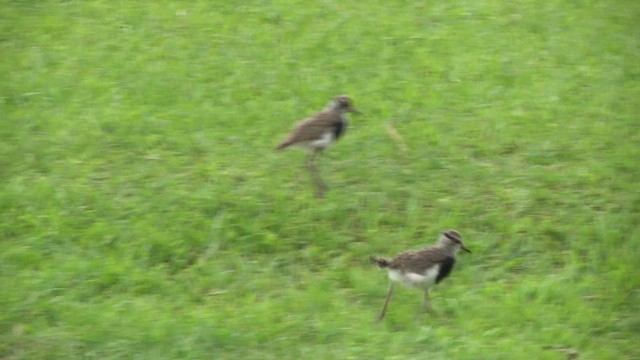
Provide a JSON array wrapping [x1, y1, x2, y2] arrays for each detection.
[[370, 229, 470, 321], [275, 95, 360, 197]]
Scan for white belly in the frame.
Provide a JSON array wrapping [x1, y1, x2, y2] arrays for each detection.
[[296, 132, 335, 152], [310, 132, 335, 148], [388, 265, 440, 291]]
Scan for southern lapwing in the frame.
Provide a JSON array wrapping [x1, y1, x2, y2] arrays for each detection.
[[370, 229, 470, 321], [275, 95, 360, 197]]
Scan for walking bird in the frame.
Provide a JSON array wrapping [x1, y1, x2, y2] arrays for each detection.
[[370, 229, 470, 321], [275, 95, 360, 197]]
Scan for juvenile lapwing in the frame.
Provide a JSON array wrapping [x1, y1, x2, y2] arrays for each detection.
[[275, 95, 360, 197], [370, 229, 470, 321]]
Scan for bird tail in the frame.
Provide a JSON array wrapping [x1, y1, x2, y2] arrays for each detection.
[[274, 140, 292, 150], [370, 255, 391, 268]]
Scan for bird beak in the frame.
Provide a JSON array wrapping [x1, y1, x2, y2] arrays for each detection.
[[350, 108, 362, 115], [461, 244, 471, 253]]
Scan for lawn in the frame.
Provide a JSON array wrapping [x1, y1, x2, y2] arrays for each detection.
[[1, 1, 639, 359]]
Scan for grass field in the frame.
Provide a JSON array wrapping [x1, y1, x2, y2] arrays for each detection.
[[2, 1, 639, 359]]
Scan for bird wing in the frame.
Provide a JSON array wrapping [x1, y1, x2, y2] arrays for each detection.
[[389, 248, 451, 274], [278, 110, 340, 147]]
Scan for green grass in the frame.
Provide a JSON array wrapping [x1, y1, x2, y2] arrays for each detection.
[[2, 0, 639, 358]]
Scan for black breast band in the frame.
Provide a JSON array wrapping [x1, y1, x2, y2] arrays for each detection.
[[333, 120, 346, 139], [436, 256, 456, 284]]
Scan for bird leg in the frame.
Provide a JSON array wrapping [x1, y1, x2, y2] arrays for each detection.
[[377, 283, 395, 322], [306, 152, 327, 197], [423, 289, 434, 314]]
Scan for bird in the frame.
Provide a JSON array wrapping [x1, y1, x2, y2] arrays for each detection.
[[370, 229, 470, 321], [275, 95, 360, 197]]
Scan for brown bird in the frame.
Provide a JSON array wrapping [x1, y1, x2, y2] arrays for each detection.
[[370, 229, 470, 321], [275, 95, 360, 197]]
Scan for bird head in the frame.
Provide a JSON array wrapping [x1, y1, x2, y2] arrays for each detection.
[[332, 95, 361, 114], [439, 229, 471, 253]]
